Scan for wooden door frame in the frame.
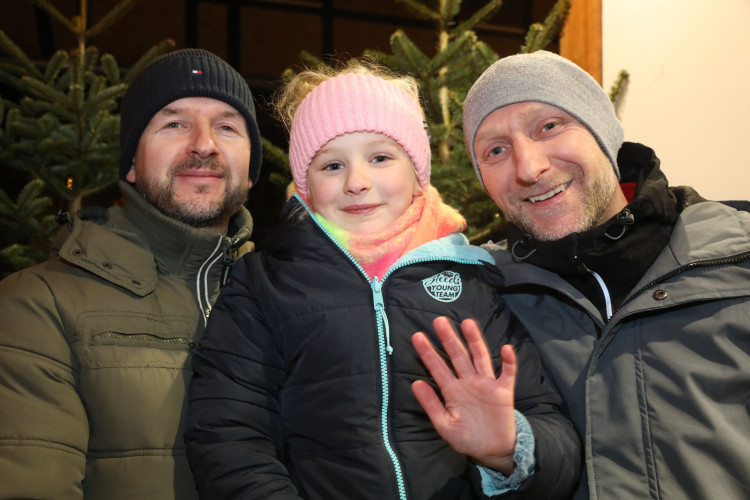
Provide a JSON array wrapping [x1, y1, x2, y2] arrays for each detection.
[[560, 0, 603, 84]]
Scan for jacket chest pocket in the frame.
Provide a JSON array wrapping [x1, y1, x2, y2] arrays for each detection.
[[76, 311, 198, 369]]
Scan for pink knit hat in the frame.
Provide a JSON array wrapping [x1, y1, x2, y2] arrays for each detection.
[[289, 72, 431, 199]]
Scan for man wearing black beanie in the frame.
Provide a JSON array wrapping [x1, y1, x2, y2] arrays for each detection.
[[0, 48, 262, 499]]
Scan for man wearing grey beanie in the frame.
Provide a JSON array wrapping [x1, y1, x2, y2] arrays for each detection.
[[0, 48, 261, 498], [453, 50, 750, 499]]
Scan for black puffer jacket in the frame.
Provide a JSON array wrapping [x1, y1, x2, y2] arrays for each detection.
[[185, 197, 580, 500]]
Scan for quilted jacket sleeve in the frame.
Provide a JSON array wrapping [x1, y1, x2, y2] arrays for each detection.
[[0, 269, 88, 499], [184, 256, 301, 499]]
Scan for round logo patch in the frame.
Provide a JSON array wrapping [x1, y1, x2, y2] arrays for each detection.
[[422, 271, 463, 303]]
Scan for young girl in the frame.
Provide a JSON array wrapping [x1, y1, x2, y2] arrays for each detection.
[[184, 60, 579, 499]]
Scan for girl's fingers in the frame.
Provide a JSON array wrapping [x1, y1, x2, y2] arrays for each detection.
[[412, 330, 455, 388], [498, 344, 517, 394], [411, 379, 447, 429], [432, 316, 475, 378], [460, 318, 494, 377]]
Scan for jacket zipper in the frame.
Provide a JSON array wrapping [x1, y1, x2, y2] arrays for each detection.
[[93, 331, 196, 349], [615, 250, 750, 314], [573, 256, 614, 322], [372, 277, 407, 499], [581, 250, 750, 332], [296, 194, 487, 499], [299, 202, 409, 498], [196, 237, 227, 325]]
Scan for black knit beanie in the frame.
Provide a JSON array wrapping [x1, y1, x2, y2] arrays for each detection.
[[119, 48, 262, 184]]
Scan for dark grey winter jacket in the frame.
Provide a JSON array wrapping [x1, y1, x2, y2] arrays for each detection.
[[488, 143, 750, 499]]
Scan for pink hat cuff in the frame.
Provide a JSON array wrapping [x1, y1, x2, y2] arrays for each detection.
[[289, 72, 431, 197]]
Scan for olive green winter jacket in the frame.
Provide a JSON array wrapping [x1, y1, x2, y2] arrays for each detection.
[[0, 181, 254, 499]]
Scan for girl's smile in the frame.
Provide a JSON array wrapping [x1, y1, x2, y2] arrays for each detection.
[[307, 132, 420, 234]]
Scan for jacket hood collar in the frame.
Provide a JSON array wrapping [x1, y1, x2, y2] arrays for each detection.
[[120, 180, 254, 275], [506, 142, 682, 280], [265, 196, 492, 271]]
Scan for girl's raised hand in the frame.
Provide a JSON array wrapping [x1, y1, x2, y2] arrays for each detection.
[[411, 316, 518, 475]]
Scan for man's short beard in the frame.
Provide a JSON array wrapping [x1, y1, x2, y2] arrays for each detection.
[[507, 166, 619, 242], [136, 156, 248, 228]]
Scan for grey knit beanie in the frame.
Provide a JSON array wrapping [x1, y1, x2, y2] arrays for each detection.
[[120, 48, 262, 184], [463, 50, 623, 185]]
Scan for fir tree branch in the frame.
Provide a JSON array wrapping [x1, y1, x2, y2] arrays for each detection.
[[363, 50, 401, 71], [396, 0, 439, 21], [82, 46, 100, 74], [0, 244, 49, 276], [389, 30, 431, 77], [27, 99, 76, 121], [19, 76, 68, 104], [122, 39, 175, 83], [432, 65, 475, 88], [472, 41, 499, 69], [520, 0, 570, 53], [299, 50, 325, 69], [451, 0, 503, 35], [261, 136, 290, 171], [440, 0, 462, 23], [70, 83, 85, 114], [26, 0, 78, 35], [99, 53, 121, 84], [86, 0, 143, 38], [467, 216, 507, 245], [430, 30, 476, 73], [86, 82, 127, 108], [0, 180, 53, 237], [609, 69, 630, 117], [43, 51, 69, 82], [0, 31, 45, 80], [15, 180, 49, 213], [261, 137, 293, 191]]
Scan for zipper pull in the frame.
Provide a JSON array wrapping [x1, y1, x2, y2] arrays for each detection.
[[221, 237, 235, 287], [372, 277, 393, 355]]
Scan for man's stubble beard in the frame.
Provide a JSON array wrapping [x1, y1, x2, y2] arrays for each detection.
[[505, 165, 619, 242], [136, 156, 248, 228]]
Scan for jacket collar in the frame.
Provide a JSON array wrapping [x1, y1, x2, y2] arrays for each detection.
[[504, 142, 696, 312], [120, 180, 254, 277], [266, 196, 492, 274], [490, 143, 750, 318], [58, 181, 253, 295]]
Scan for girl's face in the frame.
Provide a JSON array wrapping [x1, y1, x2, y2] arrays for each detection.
[[307, 132, 421, 234]]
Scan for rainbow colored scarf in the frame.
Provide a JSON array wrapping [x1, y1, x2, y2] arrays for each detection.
[[315, 186, 466, 279]]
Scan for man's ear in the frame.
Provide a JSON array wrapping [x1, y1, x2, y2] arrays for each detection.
[[125, 163, 136, 183]]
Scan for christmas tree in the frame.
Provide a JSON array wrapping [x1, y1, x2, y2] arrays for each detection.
[[0, 0, 173, 276], [1, 0, 626, 276], [373, 0, 572, 243], [264, 0, 572, 244]]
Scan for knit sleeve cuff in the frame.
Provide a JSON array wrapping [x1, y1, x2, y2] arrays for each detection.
[[477, 410, 536, 496]]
